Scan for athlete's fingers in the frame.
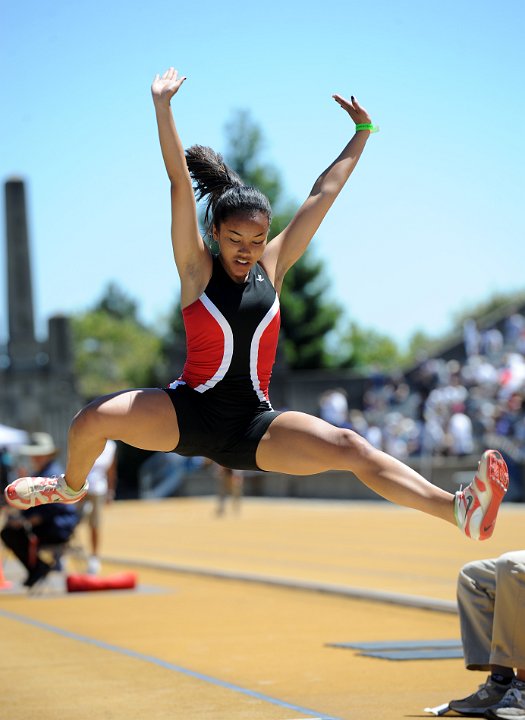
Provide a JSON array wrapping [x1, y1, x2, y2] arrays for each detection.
[[332, 93, 352, 110]]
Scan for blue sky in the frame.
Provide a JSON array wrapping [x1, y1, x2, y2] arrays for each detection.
[[2, 0, 524, 349]]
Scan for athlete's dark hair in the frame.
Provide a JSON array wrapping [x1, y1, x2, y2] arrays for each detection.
[[185, 145, 272, 236]]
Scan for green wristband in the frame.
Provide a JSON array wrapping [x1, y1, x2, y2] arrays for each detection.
[[355, 123, 379, 133]]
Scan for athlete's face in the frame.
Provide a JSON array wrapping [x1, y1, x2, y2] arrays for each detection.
[[213, 212, 269, 283]]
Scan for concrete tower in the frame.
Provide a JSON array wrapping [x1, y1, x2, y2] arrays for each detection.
[[5, 178, 39, 369]]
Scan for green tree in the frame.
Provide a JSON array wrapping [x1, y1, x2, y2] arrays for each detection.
[[72, 284, 163, 399], [450, 290, 525, 330], [278, 256, 342, 368], [401, 288, 525, 367], [93, 281, 139, 321], [404, 329, 440, 365], [337, 321, 402, 370]]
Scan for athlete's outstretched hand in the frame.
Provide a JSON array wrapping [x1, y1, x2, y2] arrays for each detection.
[[151, 67, 187, 104], [332, 93, 372, 126]]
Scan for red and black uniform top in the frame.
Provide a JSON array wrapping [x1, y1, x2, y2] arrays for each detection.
[[171, 254, 280, 411]]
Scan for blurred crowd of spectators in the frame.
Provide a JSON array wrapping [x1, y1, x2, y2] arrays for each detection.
[[318, 313, 525, 501]]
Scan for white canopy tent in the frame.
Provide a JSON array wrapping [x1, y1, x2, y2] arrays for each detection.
[[0, 424, 29, 449]]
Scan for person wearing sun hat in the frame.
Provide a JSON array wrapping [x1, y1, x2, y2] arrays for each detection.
[[0, 432, 79, 588], [16, 432, 60, 462]]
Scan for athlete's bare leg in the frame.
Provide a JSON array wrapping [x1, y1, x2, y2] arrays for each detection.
[[256, 411, 456, 524], [66, 389, 180, 491]]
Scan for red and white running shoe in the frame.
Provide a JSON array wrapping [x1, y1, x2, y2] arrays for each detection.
[[4, 474, 88, 510], [455, 450, 509, 540]]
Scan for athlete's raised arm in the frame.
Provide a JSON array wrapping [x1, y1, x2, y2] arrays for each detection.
[[151, 67, 212, 304], [261, 94, 374, 292]]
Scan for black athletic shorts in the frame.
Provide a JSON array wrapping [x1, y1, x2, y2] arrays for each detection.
[[163, 384, 281, 471]]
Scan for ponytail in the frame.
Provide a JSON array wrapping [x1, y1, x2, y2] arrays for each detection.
[[185, 144, 272, 236]]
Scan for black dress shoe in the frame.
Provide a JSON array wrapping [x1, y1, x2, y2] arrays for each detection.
[[23, 562, 51, 588]]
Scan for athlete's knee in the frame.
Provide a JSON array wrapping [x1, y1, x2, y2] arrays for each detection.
[[457, 560, 480, 595], [459, 559, 482, 581], [334, 428, 376, 470], [69, 396, 107, 440]]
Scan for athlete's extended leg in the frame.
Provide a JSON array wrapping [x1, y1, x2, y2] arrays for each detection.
[[65, 389, 180, 489], [256, 412, 508, 539], [5, 389, 180, 508]]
